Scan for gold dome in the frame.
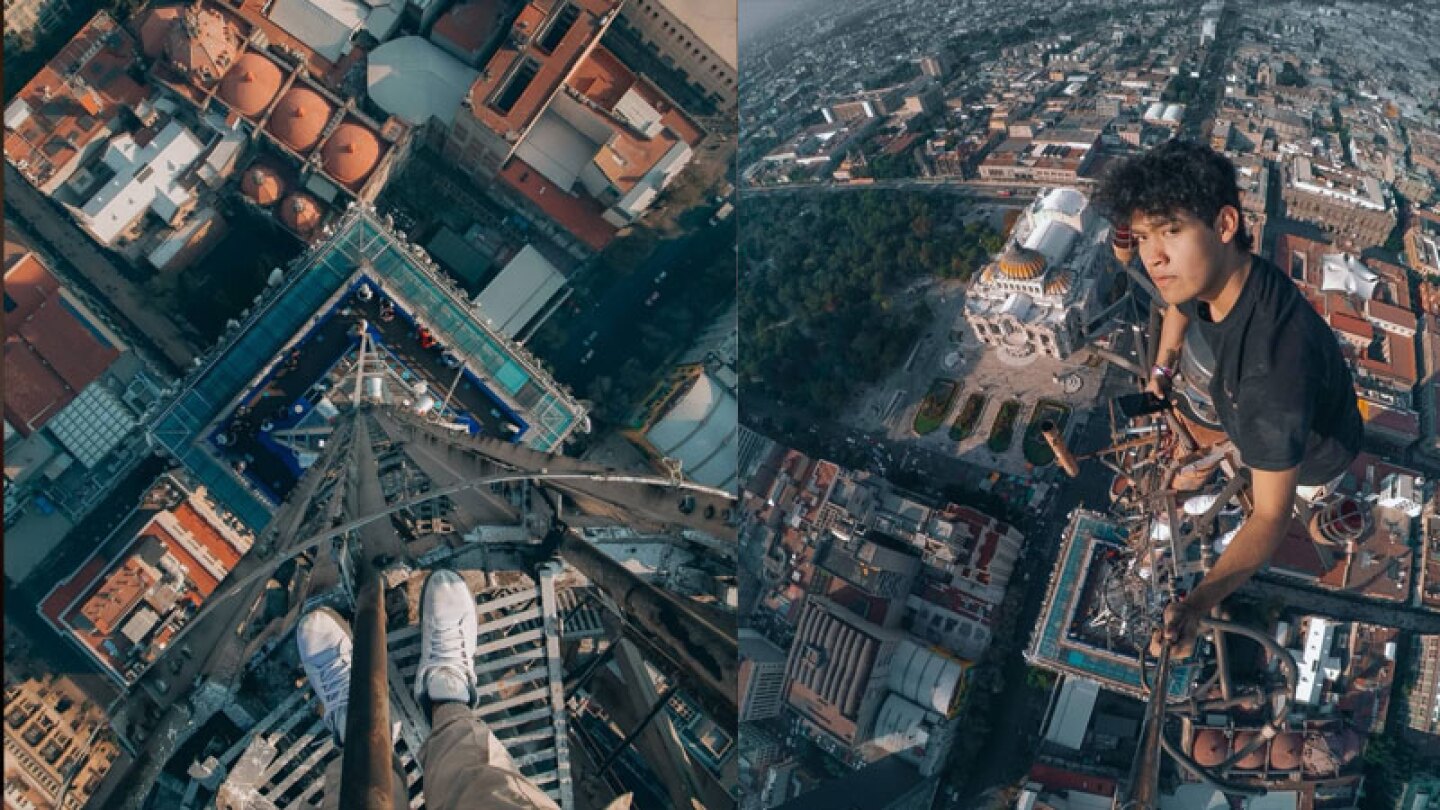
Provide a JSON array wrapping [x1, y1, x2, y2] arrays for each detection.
[[278, 192, 322, 235], [218, 53, 283, 117], [321, 123, 381, 185], [267, 85, 333, 153], [1043, 269, 1075, 296], [997, 247, 1047, 280], [241, 165, 285, 206]]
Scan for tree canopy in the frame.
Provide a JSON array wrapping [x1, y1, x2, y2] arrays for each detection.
[[740, 191, 1000, 415]]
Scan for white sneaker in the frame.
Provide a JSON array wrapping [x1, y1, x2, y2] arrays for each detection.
[[297, 608, 353, 745], [414, 570, 478, 708]]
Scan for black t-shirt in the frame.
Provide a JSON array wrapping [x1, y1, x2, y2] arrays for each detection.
[[1177, 256, 1362, 486]]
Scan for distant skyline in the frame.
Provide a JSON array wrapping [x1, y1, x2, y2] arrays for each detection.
[[740, 0, 828, 44]]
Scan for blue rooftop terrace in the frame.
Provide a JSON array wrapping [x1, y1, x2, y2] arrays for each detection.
[[1028, 510, 1194, 699], [149, 205, 587, 532]]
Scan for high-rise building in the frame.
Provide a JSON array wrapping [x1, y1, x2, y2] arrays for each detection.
[[440, 0, 704, 253], [784, 596, 902, 756], [740, 629, 789, 722], [812, 531, 921, 631], [2, 0, 71, 44], [1403, 635, 1440, 738], [1280, 158, 1396, 251], [38, 474, 254, 686], [774, 756, 937, 810], [915, 55, 949, 78], [149, 205, 588, 532], [3, 671, 122, 810], [615, 0, 738, 113], [1405, 207, 1440, 278]]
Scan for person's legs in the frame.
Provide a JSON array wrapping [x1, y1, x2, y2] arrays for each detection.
[[414, 570, 559, 810], [299, 608, 406, 810], [298, 608, 352, 810], [297, 608, 354, 747]]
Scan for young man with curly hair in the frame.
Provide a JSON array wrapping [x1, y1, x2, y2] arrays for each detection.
[[1093, 139, 1362, 657]]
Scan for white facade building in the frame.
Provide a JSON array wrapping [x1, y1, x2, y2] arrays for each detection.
[[964, 187, 1112, 359], [78, 120, 205, 246]]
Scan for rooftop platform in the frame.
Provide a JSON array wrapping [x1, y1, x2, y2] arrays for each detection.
[[150, 205, 587, 531], [1027, 511, 1195, 700], [204, 280, 530, 505]]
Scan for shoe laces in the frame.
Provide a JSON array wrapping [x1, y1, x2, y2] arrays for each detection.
[[312, 646, 352, 710], [426, 617, 470, 667]]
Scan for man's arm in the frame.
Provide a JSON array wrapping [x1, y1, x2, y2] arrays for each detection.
[[1187, 465, 1298, 610], [1148, 304, 1191, 398], [1159, 465, 1299, 655]]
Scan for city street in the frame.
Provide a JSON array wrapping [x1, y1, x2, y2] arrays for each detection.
[[4, 164, 199, 374], [953, 378, 1125, 807], [546, 210, 736, 395]]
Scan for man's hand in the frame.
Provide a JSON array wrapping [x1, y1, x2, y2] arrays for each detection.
[[1146, 370, 1173, 400], [1149, 599, 1203, 658]]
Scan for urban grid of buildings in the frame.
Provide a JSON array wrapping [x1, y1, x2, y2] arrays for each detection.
[[4, 0, 738, 807], [738, 1, 1440, 809], [7, 0, 1440, 808]]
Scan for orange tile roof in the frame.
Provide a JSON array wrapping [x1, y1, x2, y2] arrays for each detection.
[[1330, 311, 1373, 339], [1367, 299, 1417, 331], [1027, 764, 1116, 798], [1365, 258, 1412, 308], [77, 556, 154, 637], [432, 0, 505, 56], [229, 0, 336, 79], [1323, 291, 1362, 318], [563, 46, 702, 194], [5, 12, 150, 189], [4, 338, 74, 436], [43, 555, 109, 625], [467, 0, 618, 141], [149, 523, 220, 596], [1317, 508, 1412, 601], [1271, 232, 1331, 289], [172, 502, 245, 569], [18, 298, 118, 392], [136, 6, 182, 60], [4, 238, 33, 270], [3, 249, 59, 323], [2, 255, 119, 435], [1269, 519, 1333, 580], [500, 158, 616, 251], [1357, 332, 1418, 386]]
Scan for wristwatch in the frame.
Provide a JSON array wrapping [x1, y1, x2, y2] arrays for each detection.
[[1152, 365, 1175, 380]]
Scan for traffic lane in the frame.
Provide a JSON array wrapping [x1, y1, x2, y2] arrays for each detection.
[[955, 403, 1119, 803], [551, 218, 732, 391]]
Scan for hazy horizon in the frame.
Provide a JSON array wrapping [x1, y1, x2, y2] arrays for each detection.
[[740, 0, 829, 44]]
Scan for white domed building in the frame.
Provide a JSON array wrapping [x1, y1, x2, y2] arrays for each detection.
[[964, 187, 1112, 360]]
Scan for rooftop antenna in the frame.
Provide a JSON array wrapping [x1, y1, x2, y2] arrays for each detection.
[[352, 319, 371, 404]]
